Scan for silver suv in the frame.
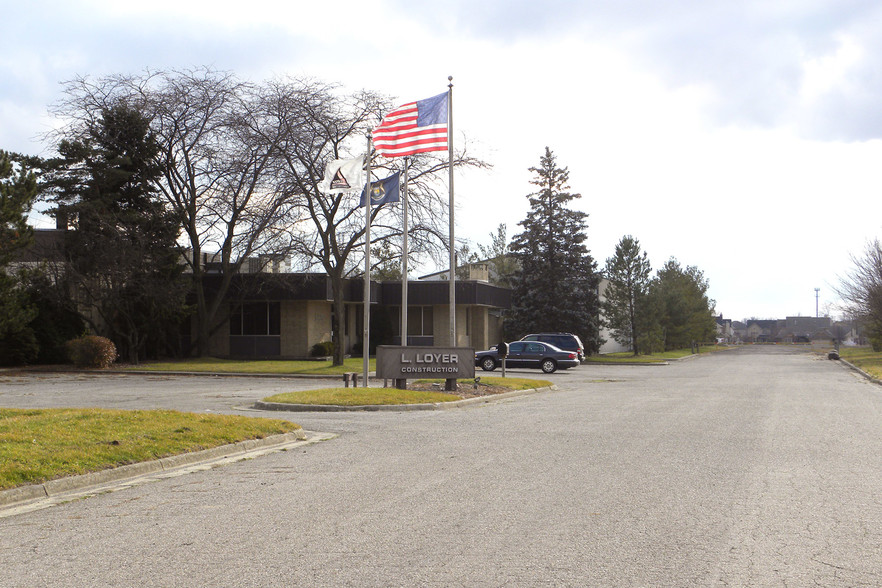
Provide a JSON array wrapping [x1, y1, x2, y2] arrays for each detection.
[[520, 333, 585, 361]]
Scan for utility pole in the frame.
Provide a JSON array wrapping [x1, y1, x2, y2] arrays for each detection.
[[815, 287, 820, 318]]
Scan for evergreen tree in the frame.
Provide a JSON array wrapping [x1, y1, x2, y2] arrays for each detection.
[[647, 258, 716, 350], [42, 104, 188, 363], [0, 151, 39, 365], [24, 273, 86, 364], [0, 151, 37, 266], [0, 275, 38, 365], [603, 235, 652, 355], [508, 147, 602, 354]]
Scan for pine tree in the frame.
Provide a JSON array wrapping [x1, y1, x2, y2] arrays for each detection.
[[0, 151, 39, 365], [43, 104, 188, 363], [603, 235, 652, 355], [0, 150, 37, 266], [508, 147, 602, 354], [647, 258, 717, 350]]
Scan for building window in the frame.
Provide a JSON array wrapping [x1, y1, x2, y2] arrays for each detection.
[[407, 306, 434, 336], [230, 302, 280, 336]]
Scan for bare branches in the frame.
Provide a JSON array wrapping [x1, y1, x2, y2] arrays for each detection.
[[47, 69, 492, 357], [836, 240, 882, 345]]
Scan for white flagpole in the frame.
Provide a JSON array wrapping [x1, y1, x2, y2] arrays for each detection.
[[401, 157, 409, 348], [363, 137, 372, 387], [447, 77, 455, 348]]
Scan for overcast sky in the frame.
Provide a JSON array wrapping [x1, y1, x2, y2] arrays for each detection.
[[3, 0, 882, 322]]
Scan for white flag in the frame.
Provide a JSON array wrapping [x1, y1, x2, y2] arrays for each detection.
[[320, 156, 365, 194]]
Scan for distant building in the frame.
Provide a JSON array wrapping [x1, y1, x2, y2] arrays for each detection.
[[715, 315, 733, 343], [731, 320, 747, 342], [744, 319, 785, 342], [776, 316, 833, 343], [197, 272, 510, 358], [734, 315, 840, 343], [15, 225, 511, 358], [11, 216, 67, 269], [419, 261, 491, 283]]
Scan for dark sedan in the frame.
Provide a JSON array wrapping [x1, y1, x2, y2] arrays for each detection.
[[475, 341, 580, 374]]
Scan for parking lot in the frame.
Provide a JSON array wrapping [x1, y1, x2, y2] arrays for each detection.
[[2, 348, 880, 586], [0, 365, 592, 413]]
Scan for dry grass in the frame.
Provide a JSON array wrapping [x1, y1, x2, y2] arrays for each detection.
[[0, 409, 301, 490], [263, 387, 462, 406], [838, 347, 882, 379]]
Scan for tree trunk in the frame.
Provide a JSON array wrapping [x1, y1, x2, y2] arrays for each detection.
[[190, 259, 235, 359], [192, 271, 211, 357], [330, 273, 346, 367]]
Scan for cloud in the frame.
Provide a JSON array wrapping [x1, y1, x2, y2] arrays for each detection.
[[5, 0, 882, 320], [392, 0, 882, 142]]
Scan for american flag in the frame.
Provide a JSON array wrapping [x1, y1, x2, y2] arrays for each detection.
[[373, 92, 449, 158]]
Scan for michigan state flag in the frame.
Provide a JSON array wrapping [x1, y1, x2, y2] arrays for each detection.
[[360, 172, 400, 207]]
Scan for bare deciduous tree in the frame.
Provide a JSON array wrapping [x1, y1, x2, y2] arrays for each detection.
[[836, 239, 882, 350], [48, 69, 489, 363], [51, 68, 297, 356], [261, 78, 488, 364]]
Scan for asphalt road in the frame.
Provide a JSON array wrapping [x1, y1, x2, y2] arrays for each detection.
[[1, 347, 880, 586]]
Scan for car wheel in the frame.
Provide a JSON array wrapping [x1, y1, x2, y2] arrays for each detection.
[[481, 357, 497, 371], [541, 358, 557, 373]]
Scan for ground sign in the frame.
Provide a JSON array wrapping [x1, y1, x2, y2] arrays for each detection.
[[376, 346, 476, 382]]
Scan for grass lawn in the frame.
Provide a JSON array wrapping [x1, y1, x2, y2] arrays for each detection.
[[0, 409, 301, 491], [264, 388, 463, 406], [838, 347, 882, 379], [263, 377, 551, 406], [126, 357, 375, 375]]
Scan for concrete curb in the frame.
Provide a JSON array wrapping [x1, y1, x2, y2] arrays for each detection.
[[253, 386, 554, 412], [113, 370, 373, 380], [0, 383, 550, 510], [11, 366, 371, 380], [0, 430, 310, 509], [838, 359, 882, 385]]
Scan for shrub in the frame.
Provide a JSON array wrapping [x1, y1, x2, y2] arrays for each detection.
[[27, 289, 86, 364], [65, 335, 118, 369], [310, 340, 335, 357], [0, 325, 39, 366]]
